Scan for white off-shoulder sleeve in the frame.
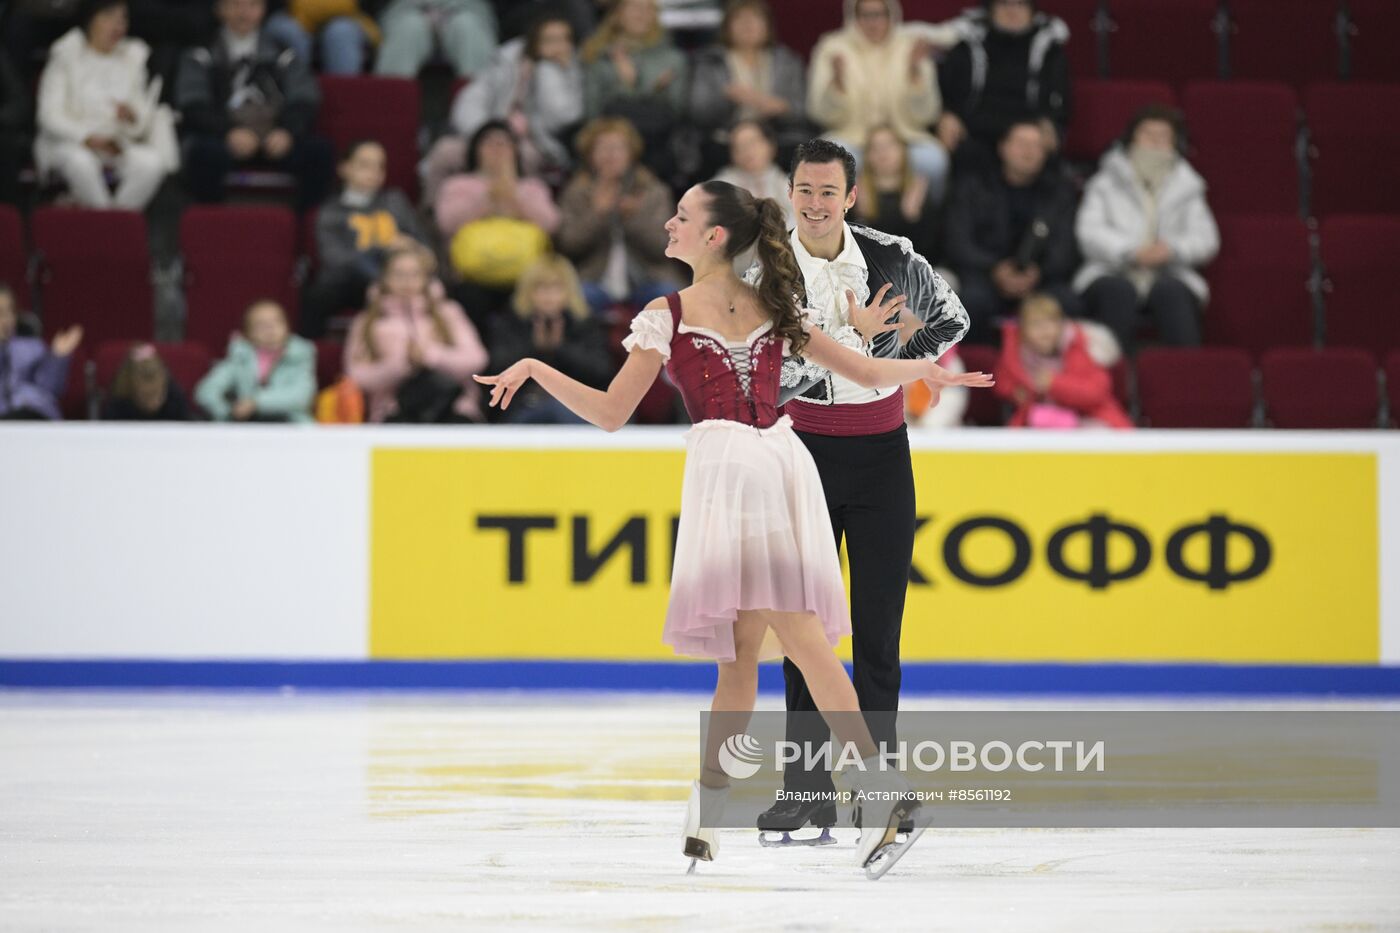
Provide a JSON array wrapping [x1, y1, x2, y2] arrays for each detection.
[[621, 307, 674, 361]]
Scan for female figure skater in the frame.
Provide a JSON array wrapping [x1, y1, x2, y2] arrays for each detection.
[[474, 180, 992, 879]]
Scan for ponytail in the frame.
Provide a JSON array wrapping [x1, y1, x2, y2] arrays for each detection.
[[751, 197, 809, 356], [699, 179, 810, 355]]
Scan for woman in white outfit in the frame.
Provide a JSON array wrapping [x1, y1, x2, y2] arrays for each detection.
[[35, 0, 176, 211]]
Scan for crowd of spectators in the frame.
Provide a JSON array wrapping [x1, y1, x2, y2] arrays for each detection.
[[3, 0, 1335, 432]]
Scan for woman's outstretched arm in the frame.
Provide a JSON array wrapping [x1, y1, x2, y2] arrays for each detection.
[[474, 335, 664, 432]]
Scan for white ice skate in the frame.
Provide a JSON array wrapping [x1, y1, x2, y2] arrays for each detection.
[[847, 764, 926, 881], [682, 780, 729, 874]]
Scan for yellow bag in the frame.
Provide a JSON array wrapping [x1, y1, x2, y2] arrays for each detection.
[[315, 376, 365, 424], [289, 0, 381, 44], [449, 217, 551, 289]]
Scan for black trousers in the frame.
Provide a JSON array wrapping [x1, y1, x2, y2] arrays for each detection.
[[1084, 273, 1201, 356], [183, 134, 335, 213], [781, 424, 916, 794]]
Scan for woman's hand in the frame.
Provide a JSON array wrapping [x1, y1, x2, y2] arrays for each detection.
[[924, 359, 994, 389], [473, 359, 535, 411]]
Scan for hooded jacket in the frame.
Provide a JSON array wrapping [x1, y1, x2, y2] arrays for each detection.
[[194, 333, 317, 423], [940, 5, 1071, 144], [35, 27, 179, 173], [994, 319, 1132, 429], [1074, 145, 1220, 302], [807, 0, 958, 145]]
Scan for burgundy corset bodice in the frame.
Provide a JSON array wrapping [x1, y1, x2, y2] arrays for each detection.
[[663, 292, 785, 428]]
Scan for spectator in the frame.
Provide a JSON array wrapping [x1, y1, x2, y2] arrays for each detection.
[[853, 124, 941, 266], [994, 292, 1131, 429], [302, 139, 425, 339], [420, 11, 584, 205], [101, 343, 195, 420], [344, 244, 489, 423], [437, 120, 560, 324], [688, 0, 807, 178], [713, 119, 793, 229], [904, 347, 969, 429], [175, 0, 334, 212], [556, 116, 681, 315], [485, 254, 611, 424], [196, 299, 315, 422], [35, 0, 177, 211], [0, 284, 82, 420], [937, 0, 1070, 169], [373, 0, 497, 78], [1075, 105, 1219, 356], [0, 47, 33, 207], [580, 0, 687, 182], [807, 0, 955, 196], [945, 118, 1079, 344], [276, 0, 379, 76]]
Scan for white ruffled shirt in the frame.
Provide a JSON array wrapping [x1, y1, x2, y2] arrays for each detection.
[[790, 224, 893, 405]]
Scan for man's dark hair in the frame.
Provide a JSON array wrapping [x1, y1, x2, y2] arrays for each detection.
[[1120, 103, 1188, 153], [79, 0, 126, 32], [788, 138, 858, 194], [1000, 117, 1047, 145]]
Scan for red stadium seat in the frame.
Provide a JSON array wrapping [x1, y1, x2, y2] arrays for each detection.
[[1319, 215, 1400, 355], [181, 206, 300, 352], [956, 343, 1005, 426], [31, 207, 152, 344], [1204, 214, 1314, 354], [0, 204, 30, 309], [1260, 347, 1378, 428], [1135, 346, 1254, 428], [1386, 350, 1400, 427], [316, 76, 422, 202], [1040, 0, 1105, 77], [315, 337, 342, 389], [1305, 82, 1400, 217], [1104, 0, 1223, 86], [92, 340, 213, 404], [1227, 0, 1342, 88], [1346, 0, 1400, 83], [59, 347, 90, 420], [764, 0, 842, 60], [900, 0, 967, 23], [1183, 81, 1300, 215], [1064, 79, 1174, 162]]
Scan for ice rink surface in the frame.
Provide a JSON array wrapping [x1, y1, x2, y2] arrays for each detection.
[[2, 689, 1398, 932]]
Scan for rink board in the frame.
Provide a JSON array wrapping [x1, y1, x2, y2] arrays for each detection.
[[1, 425, 1398, 693]]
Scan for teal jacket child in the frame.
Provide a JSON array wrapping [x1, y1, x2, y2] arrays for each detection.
[[195, 334, 317, 423]]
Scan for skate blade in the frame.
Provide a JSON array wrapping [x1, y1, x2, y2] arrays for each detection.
[[864, 827, 926, 881], [758, 828, 836, 848], [683, 836, 713, 862]]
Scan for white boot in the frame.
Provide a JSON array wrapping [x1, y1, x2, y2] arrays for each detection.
[[847, 758, 925, 880], [682, 780, 729, 870]]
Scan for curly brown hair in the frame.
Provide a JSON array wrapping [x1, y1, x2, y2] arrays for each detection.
[[698, 179, 809, 355]]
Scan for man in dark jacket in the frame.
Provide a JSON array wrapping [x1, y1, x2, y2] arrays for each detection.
[[945, 118, 1080, 344], [937, 0, 1070, 170], [175, 0, 332, 211]]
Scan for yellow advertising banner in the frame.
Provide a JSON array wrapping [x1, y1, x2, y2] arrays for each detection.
[[370, 449, 1378, 664]]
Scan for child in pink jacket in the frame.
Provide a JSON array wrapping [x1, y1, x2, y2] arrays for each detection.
[[345, 245, 488, 423]]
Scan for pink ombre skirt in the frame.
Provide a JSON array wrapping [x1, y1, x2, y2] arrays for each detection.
[[663, 415, 852, 662]]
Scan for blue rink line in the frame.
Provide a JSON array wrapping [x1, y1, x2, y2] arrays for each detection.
[[2, 660, 1400, 695]]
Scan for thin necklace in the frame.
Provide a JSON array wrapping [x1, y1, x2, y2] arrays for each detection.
[[694, 271, 739, 313]]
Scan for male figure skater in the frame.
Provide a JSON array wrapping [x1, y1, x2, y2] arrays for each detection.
[[752, 138, 970, 844]]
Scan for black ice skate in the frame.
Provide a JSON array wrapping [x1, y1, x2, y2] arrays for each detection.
[[756, 796, 838, 847]]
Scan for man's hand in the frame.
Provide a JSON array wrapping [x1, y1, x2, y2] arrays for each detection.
[[227, 127, 259, 159], [263, 129, 294, 160], [936, 112, 965, 151]]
